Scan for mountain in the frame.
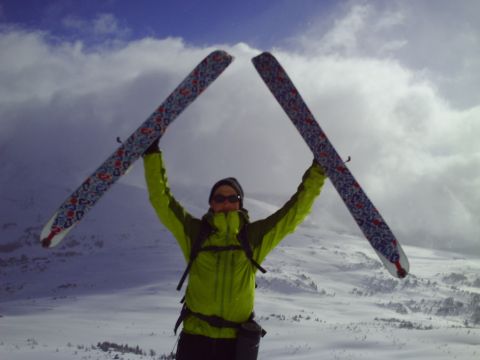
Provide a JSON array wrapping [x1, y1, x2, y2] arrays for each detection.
[[1, 166, 479, 359]]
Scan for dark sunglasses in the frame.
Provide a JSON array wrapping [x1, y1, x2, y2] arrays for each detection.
[[212, 194, 241, 204]]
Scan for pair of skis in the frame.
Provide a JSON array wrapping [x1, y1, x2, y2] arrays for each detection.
[[40, 50, 409, 279]]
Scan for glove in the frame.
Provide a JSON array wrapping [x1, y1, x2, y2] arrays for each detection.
[[312, 159, 327, 177], [143, 137, 160, 156]]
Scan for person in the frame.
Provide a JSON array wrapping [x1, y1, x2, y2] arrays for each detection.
[[143, 139, 327, 360]]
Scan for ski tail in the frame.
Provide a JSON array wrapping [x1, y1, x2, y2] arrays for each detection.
[[374, 248, 409, 279], [252, 52, 409, 279], [41, 50, 233, 248], [41, 211, 69, 248]]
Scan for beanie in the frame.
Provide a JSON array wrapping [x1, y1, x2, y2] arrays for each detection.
[[209, 177, 244, 207]]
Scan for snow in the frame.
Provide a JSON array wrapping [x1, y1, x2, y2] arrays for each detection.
[[1, 174, 479, 359]]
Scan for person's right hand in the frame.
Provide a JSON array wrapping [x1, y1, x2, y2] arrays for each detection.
[[143, 137, 160, 155]]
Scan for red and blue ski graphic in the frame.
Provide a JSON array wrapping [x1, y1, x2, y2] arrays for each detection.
[[41, 50, 233, 248], [252, 52, 409, 278]]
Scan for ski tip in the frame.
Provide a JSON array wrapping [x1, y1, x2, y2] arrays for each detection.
[[254, 51, 273, 57], [40, 228, 69, 249], [396, 245, 410, 279], [41, 237, 52, 248], [395, 261, 409, 279], [252, 52, 274, 63], [40, 212, 71, 249], [397, 267, 408, 279], [209, 50, 234, 62], [374, 247, 410, 279]]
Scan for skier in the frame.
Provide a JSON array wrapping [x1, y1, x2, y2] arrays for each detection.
[[143, 139, 326, 360]]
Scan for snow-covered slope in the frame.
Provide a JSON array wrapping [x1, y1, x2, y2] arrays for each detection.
[[1, 173, 479, 359]]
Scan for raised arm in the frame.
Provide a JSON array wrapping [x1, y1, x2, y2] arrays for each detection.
[[143, 151, 199, 260], [248, 161, 327, 264]]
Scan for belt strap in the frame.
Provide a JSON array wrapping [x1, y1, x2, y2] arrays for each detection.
[[174, 305, 244, 334]]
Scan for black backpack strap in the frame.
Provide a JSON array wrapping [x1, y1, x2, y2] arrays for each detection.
[[174, 304, 240, 334], [237, 226, 267, 274], [174, 305, 267, 337], [176, 220, 212, 291], [174, 303, 189, 334], [200, 245, 242, 252], [174, 304, 256, 334]]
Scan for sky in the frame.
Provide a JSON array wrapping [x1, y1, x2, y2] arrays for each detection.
[[1, 0, 480, 255], [0, 0, 337, 48]]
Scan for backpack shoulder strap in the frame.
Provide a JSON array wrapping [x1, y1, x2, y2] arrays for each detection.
[[237, 226, 267, 274], [176, 220, 212, 291]]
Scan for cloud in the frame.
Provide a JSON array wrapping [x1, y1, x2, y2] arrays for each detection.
[[290, 0, 480, 109], [91, 14, 123, 35], [316, 4, 370, 55], [293, 3, 406, 58], [282, 0, 480, 253], [1, 1, 479, 256], [62, 13, 131, 39], [268, 51, 480, 253]]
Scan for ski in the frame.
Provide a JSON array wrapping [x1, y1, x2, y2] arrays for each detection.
[[41, 50, 233, 248], [252, 52, 409, 278]]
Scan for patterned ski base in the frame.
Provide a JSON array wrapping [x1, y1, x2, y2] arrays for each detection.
[[252, 52, 409, 278], [41, 50, 233, 248]]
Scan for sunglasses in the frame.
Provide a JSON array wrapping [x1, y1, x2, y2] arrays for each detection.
[[212, 194, 241, 204]]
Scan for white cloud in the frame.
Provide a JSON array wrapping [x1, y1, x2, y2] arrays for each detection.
[[270, 51, 480, 252], [62, 13, 131, 38], [92, 13, 121, 35], [375, 8, 405, 30], [293, 3, 406, 58], [320, 4, 370, 55], [62, 16, 84, 31], [1, 1, 479, 256], [291, 0, 480, 109], [281, 0, 480, 254]]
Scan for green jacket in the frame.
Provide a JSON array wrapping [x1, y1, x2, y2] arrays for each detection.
[[144, 152, 326, 339]]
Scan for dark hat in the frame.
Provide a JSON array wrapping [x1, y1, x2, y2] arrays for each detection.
[[209, 177, 244, 206]]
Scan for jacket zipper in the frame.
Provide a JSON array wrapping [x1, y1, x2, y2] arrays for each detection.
[[214, 252, 220, 302], [220, 218, 230, 319]]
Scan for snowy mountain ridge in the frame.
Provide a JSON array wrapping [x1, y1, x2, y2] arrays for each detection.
[[1, 173, 479, 359]]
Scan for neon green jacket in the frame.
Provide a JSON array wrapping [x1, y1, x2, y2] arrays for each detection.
[[144, 152, 326, 339]]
